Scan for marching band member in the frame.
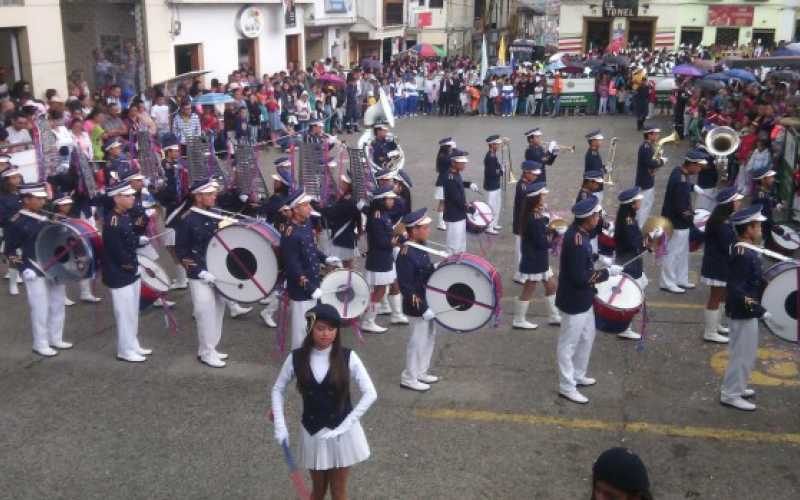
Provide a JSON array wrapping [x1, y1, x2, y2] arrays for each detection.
[[483, 134, 503, 235], [394, 170, 413, 218], [1, 166, 24, 296], [319, 173, 364, 269], [271, 303, 376, 498], [720, 206, 768, 411], [514, 181, 561, 330], [102, 139, 134, 185], [694, 127, 719, 212], [257, 169, 293, 329], [556, 196, 622, 404], [51, 194, 102, 306], [700, 187, 743, 344], [303, 119, 326, 144], [634, 124, 666, 226], [434, 137, 456, 231], [175, 178, 230, 368], [443, 149, 479, 254], [584, 130, 606, 204], [371, 123, 390, 166], [512, 160, 541, 284], [659, 149, 707, 294], [751, 166, 780, 249], [523, 128, 557, 183], [280, 189, 342, 349], [4, 183, 72, 357], [576, 169, 606, 256], [102, 180, 152, 362], [155, 135, 190, 290], [360, 186, 401, 333], [397, 208, 440, 392]]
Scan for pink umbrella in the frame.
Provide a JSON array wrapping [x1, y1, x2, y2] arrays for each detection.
[[318, 72, 345, 88]]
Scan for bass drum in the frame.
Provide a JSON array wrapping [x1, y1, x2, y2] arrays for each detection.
[[767, 224, 800, 257], [35, 219, 102, 281], [761, 261, 799, 343], [319, 270, 370, 320], [425, 253, 502, 333], [594, 273, 644, 333], [466, 201, 493, 233], [690, 208, 710, 253], [205, 221, 281, 303], [138, 254, 170, 310]]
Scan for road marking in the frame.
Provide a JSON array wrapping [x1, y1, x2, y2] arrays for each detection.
[[710, 348, 800, 387], [415, 408, 800, 445]]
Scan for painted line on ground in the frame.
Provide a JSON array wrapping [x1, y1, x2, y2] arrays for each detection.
[[415, 408, 800, 445]]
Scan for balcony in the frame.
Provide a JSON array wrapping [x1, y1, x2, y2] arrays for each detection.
[[384, 2, 404, 27]]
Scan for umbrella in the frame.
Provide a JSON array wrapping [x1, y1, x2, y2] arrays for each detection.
[[604, 55, 630, 66], [694, 79, 724, 91], [704, 72, 730, 82], [772, 47, 800, 57], [318, 72, 346, 88], [360, 58, 382, 71], [724, 68, 757, 83], [728, 56, 800, 68], [192, 92, 235, 106], [546, 60, 565, 72], [549, 52, 565, 63], [786, 42, 800, 51], [769, 70, 800, 81], [692, 58, 717, 71], [488, 66, 513, 78], [672, 64, 705, 77], [561, 65, 585, 74], [410, 43, 445, 58]]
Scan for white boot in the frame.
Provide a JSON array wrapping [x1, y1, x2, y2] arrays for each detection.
[[8, 268, 19, 296], [80, 279, 102, 303], [512, 299, 538, 330], [546, 295, 561, 325], [437, 212, 446, 231], [389, 293, 409, 324], [228, 301, 252, 319], [703, 309, 729, 343], [617, 328, 641, 340], [717, 310, 730, 334], [513, 272, 525, 285], [171, 266, 188, 290], [377, 295, 392, 315], [64, 296, 75, 306], [360, 307, 387, 333], [153, 297, 176, 308]]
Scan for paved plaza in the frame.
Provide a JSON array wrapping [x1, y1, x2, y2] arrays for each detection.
[[1, 114, 798, 499]]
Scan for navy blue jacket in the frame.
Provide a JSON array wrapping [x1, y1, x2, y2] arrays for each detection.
[[584, 148, 604, 193], [321, 195, 360, 249], [280, 221, 327, 301], [483, 151, 503, 191], [753, 187, 777, 245], [260, 192, 287, 226], [661, 167, 694, 229], [555, 223, 609, 314], [520, 210, 550, 274], [725, 245, 766, 320], [129, 191, 149, 237], [365, 208, 395, 272], [524, 144, 556, 183], [371, 138, 389, 166], [3, 210, 47, 277], [701, 219, 735, 282], [696, 145, 719, 189], [635, 142, 664, 190], [614, 212, 644, 279], [442, 171, 471, 222], [396, 244, 435, 317], [293, 348, 353, 435], [101, 210, 139, 289], [512, 179, 531, 235], [435, 153, 450, 186], [174, 208, 219, 279], [104, 155, 135, 185], [0, 192, 22, 229], [386, 196, 408, 226], [155, 159, 187, 221]]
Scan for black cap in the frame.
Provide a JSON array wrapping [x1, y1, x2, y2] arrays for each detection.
[[305, 303, 341, 328], [593, 447, 650, 494]]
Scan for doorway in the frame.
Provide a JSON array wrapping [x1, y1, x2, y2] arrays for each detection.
[[174, 43, 202, 75], [238, 38, 258, 74], [584, 19, 610, 52], [286, 34, 300, 70], [0, 28, 25, 90], [381, 38, 393, 64], [680, 28, 703, 48], [752, 29, 776, 50], [715, 28, 739, 48], [628, 20, 654, 49]]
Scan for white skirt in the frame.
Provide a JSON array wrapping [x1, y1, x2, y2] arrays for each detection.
[[519, 268, 553, 282], [701, 276, 726, 287], [365, 267, 396, 286], [299, 421, 371, 470], [162, 228, 176, 247], [434, 186, 444, 201], [327, 244, 359, 260]]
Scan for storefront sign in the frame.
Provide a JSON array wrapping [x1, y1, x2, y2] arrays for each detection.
[[708, 6, 754, 27], [237, 6, 264, 38], [602, 0, 638, 18], [417, 12, 432, 28], [325, 0, 350, 14]]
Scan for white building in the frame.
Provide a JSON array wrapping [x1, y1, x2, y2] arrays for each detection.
[[405, 0, 473, 55], [350, 0, 406, 63], [304, 0, 357, 67]]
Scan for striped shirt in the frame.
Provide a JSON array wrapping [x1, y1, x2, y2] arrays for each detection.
[[171, 113, 201, 144]]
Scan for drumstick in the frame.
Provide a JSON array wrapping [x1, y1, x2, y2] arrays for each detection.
[[619, 250, 650, 268]]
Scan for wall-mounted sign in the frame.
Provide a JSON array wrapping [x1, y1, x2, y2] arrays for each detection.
[[602, 0, 638, 18], [708, 6, 754, 27], [325, 0, 350, 14], [417, 12, 432, 28], [237, 6, 264, 38]]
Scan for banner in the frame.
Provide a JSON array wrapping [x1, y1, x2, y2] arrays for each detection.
[[708, 6, 754, 27], [602, 0, 638, 18], [417, 12, 432, 28]]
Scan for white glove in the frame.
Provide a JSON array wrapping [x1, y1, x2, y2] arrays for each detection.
[[198, 270, 216, 284], [325, 256, 343, 268], [648, 227, 664, 240], [274, 426, 289, 446], [692, 184, 704, 195], [21, 269, 37, 282], [138, 236, 150, 246], [422, 309, 436, 321], [155, 178, 166, 189], [761, 311, 773, 322], [356, 200, 367, 211], [318, 418, 354, 440], [469, 183, 479, 192], [311, 288, 323, 300], [239, 193, 249, 203], [608, 264, 624, 277], [660, 156, 668, 164]]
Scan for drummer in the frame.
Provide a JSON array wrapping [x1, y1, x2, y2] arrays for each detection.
[[434, 137, 456, 231], [102, 180, 153, 362], [575, 169, 606, 256], [257, 170, 293, 329], [397, 208, 440, 392], [700, 187, 743, 344], [319, 173, 365, 269], [512, 160, 541, 284], [51, 194, 102, 306], [721, 206, 769, 412], [442, 149, 480, 254], [483, 135, 504, 235], [751, 166, 782, 249], [555, 196, 623, 404], [4, 183, 72, 357], [514, 181, 561, 330], [155, 134, 190, 290], [634, 124, 666, 226]]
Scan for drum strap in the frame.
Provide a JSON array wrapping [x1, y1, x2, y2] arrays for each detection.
[[333, 220, 353, 240]]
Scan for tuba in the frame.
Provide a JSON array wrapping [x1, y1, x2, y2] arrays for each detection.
[[705, 126, 739, 182], [358, 88, 395, 149]]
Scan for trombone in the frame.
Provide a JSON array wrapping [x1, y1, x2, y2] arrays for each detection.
[[501, 137, 517, 191]]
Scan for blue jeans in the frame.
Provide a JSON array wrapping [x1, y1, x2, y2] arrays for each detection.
[[478, 96, 488, 115], [394, 97, 404, 117], [511, 97, 519, 115], [407, 95, 418, 115], [502, 97, 513, 115], [551, 96, 561, 116]]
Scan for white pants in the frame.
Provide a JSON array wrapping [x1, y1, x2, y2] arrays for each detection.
[[290, 299, 316, 350], [695, 187, 717, 212], [659, 228, 689, 289], [446, 219, 466, 254], [485, 189, 502, 230], [637, 188, 655, 227], [401, 317, 437, 385], [111, 279, 141, 357], [557, 309, 596, 393], [514, 235, 521, 272], [188, 279, 226, 359], [25, 276, 66, 351], [721, 318, 759, 399]]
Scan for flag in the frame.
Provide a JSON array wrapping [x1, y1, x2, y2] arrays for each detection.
[[480, 34, 488, 82], [497, 35, 506, 66]]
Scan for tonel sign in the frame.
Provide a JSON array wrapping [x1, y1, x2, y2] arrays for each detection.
[[602, 0, 638, 18]]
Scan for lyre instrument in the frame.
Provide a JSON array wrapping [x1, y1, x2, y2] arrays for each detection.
[[705, 126, 739, 182], [604, 137, 618, 185]]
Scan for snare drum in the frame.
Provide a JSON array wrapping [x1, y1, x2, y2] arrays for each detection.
[[205, 221, 281, 303], [425, 253, 502, 333], [761, 261, 799, 343], [593, 273, 644, 333], [467, 201, 494, 234], [767, 224, 800, 257], [690, 208, 710, 253], [138, 255, 170, 310], [35, 219, 102, 281], [319, 270, 370, 320]]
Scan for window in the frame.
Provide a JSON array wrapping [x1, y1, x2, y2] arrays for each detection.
[[680, 28, 703, 48], [752, 29, 775, 49], [429, 0, 443, 8]]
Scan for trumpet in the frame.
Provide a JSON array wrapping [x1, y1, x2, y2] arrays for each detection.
[[548, 141, 575, 154]]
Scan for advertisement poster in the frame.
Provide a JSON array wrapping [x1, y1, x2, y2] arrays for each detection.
[[708, 6, 754, 27]]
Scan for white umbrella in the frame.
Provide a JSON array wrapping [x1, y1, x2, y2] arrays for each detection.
[[549, 52, 565, 63]]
